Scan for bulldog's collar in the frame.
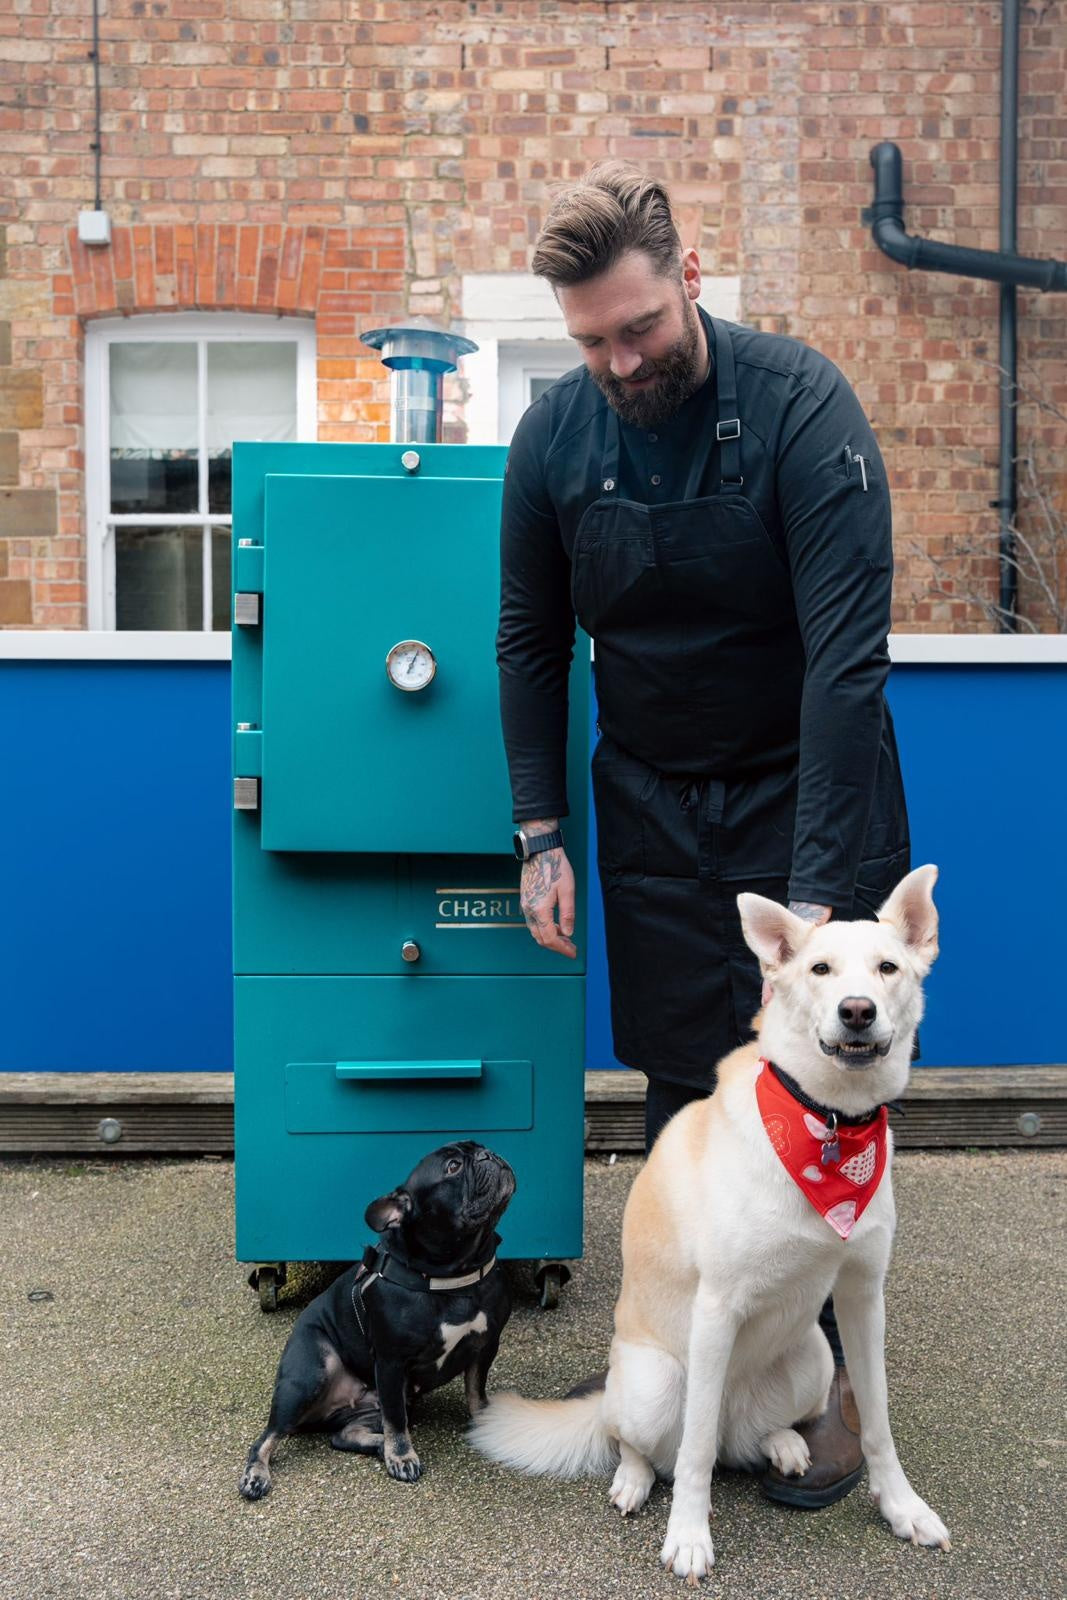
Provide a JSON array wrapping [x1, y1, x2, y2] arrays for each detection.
[[360, 1242, 499, 1293]]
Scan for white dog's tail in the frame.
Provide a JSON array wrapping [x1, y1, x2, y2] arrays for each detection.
[[469, 1388, 618, 1479]]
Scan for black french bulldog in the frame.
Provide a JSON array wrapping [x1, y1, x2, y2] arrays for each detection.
[[239, 1141, 515, 1499]]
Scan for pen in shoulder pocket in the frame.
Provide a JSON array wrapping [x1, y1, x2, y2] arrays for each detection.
[[843, 444, 869, 491]]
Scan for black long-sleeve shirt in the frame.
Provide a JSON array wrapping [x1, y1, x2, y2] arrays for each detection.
[[497, 309, 897, 912]]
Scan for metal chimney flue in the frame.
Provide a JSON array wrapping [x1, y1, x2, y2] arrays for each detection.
[[360, 319, 478, 444]]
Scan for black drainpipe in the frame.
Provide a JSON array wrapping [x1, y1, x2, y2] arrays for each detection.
[[89, 0, 103, 211], [865, 0, 1067, 631], [999, 0, 1019, 627]]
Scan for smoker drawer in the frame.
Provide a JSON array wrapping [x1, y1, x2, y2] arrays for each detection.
[[285, 1058, 533, 1134], [234, 975, 585, 1264]]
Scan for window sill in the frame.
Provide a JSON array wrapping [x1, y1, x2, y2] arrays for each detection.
[[1, 632, 1064, 665], [0, 631, 232, 661]]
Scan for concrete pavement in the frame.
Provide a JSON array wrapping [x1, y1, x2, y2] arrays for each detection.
[[2, 1149, 1065, 1600]]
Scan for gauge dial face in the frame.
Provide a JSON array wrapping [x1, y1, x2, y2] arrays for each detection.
[[386, 639, 436, 692]]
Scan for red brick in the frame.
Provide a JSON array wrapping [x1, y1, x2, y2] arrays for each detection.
[[174, 224, 196, 304], [216, 223, 237, 305], [111, 226, 133, 286], [237, 225, 259, 280], [155, 226, 175, 278], [196, 225, 216, 304], [132, 225, 155, 307]]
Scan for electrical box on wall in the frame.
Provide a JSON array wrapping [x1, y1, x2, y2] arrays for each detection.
[[77, 210, 111, 247]]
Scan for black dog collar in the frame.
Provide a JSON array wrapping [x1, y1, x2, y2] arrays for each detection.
[[360, 1241, 499, 1293], [766, 1060, 904, 1126]]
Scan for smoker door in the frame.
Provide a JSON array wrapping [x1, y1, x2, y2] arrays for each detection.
[[259, 470, 511, 854]]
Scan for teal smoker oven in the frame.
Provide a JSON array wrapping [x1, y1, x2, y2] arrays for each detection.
[[232, 322, 588, 1310]]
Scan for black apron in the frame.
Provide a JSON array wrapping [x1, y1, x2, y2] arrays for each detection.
[[573, 320, 910, 1088]]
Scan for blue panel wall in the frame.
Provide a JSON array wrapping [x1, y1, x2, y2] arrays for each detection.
[[2, 658, 1063, 1072], [887, 666, 1065, 1066], [586, 664, 1067, 1070], [0, 662, 232, 1071]]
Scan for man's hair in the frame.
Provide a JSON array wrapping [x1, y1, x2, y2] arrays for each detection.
[[531, 162, 682, 287]]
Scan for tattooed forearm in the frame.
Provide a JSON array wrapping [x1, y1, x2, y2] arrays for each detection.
[[519, 817, 560, 835], [788, 901, 832, 925]]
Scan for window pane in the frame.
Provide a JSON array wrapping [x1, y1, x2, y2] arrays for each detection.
[[210, 525, 232, 631], [110, 343, 199, 514], [207, 342, 298, 514], [115, 525, 202, 631], [110, 452, 199, 515], [208, 452, 232, 515]]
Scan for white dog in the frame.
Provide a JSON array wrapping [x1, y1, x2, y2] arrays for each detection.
[[471, 865, 950, 1582]]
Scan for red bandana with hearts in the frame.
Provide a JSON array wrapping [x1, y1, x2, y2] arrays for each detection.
[[755, 1058, 888, 1240]]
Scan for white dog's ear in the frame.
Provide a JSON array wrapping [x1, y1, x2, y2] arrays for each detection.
[[878, 864, 940, 969], [737, 893, 812, 970]]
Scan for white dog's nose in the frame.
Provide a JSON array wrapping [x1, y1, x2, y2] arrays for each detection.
[[838, 996, 877, 1030]]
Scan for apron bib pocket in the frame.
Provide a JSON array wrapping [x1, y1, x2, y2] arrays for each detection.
[[651, 495, 789, 623], [571, 503, 658, 636]]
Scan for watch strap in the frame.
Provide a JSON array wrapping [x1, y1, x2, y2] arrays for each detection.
[[526, 828, 564, 855], [517, 827, 564, 859]]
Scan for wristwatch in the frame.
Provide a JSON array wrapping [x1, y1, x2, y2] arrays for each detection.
[[513, 827, 565, 861]]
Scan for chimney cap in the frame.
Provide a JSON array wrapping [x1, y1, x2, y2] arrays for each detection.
[[360, 319, 478, 372]]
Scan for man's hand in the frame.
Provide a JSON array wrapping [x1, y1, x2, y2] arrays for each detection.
[[787, 901, 833, 927], [761, 901, 832, 1004], [518, 818, 577, 959]]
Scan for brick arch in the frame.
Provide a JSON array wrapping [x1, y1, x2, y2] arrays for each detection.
[[61, 221, 409, 441], [3, 221, 416, 625]]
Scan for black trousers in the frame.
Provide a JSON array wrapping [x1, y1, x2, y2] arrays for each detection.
[[644, 1077, 846, 1368]]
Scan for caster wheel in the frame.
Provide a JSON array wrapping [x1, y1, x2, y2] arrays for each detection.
[[258, 1269, 279, 1312], [247, 1264, 287, 1312], [534, 1261, 571, 1311], [539, 1267, 560, 1309]]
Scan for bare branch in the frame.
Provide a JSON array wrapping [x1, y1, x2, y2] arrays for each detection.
[[908, 356, 1066, 633], [973, 355, 1067, 427]]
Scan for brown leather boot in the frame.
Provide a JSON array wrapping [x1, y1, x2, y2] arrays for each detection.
[[761, 1367, 864, 1508]]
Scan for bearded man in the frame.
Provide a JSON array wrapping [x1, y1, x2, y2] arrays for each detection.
[[497, 163, 910, 1509]]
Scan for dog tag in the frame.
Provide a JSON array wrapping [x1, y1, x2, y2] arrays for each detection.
[[820, 1114, 841, 1167]]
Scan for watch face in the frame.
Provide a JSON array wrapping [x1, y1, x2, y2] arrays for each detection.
[[385, 639, 436, 692], [512, 830, 528, 861]]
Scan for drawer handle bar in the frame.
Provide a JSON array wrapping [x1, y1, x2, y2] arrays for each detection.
[[335, 1060, 483, 1081]]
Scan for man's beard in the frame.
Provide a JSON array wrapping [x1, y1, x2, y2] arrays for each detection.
[[591, 310, 705, 429]]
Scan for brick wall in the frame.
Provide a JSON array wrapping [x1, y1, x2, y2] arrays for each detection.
[[0, 0, 1064, 629]]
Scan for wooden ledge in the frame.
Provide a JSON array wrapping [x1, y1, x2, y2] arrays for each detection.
[[584, 1065, 1067, 1151], [0, 1067, 1065, 1154]]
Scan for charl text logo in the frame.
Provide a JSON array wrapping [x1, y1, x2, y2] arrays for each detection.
[[435, 888, 524, 929]]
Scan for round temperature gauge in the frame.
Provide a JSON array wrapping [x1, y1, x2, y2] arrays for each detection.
[[386, 639, 436, 692]]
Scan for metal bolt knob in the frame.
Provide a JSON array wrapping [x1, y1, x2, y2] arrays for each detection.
[[98, 1117, 123, 1145], [401, 450, 421, 474], [401, 940, 421, 963]]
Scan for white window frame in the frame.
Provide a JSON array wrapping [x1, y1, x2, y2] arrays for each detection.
[[85, 312, 317, 634], [496, 341, 579, 442], [460, 272, 743, 445]]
